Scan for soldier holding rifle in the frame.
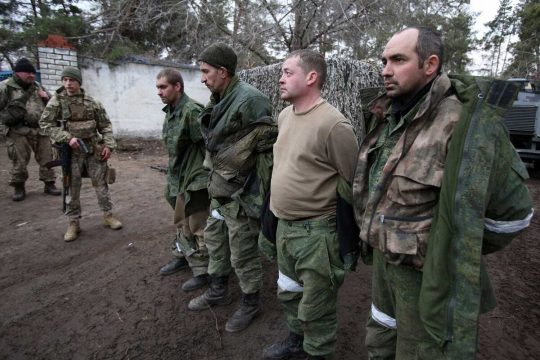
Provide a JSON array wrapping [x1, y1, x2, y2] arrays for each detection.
[[40, 67, 122, 242]]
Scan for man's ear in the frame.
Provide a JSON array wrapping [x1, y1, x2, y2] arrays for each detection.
[[306, 70, 318, 87], [219, 67, 228, 79], [174, 82, 182, 93], [425, 55, 440, 76]]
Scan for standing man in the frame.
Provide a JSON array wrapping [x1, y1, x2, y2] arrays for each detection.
[[0, 58, 60, 201], [262, 50, 359, 360], [187, 43, 277, 334], [353, 27, 533, 359], [156, 68, 210, 291], [40, 67, 122, 242]]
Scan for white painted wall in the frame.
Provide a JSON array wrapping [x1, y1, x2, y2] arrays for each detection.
[[79, 57, 210, 138]]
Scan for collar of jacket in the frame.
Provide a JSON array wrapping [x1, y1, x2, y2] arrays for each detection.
[[162, 92, 189, 116], [209, 75, 240, 105], [391, 78, 434, 121], [8, 76, 36, 92], [368, 74, 452, 127], [56, 86, 86, 98]]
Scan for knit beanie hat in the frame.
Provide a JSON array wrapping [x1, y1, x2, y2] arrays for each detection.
[[14, 58, 36, 73], [198, 43, 237, 75], [61, 66, 82, 85]]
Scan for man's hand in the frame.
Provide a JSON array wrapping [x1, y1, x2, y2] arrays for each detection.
[[101, 146, 111, 161], [69, 137, 81, 150], [38, 89, 49, 102]]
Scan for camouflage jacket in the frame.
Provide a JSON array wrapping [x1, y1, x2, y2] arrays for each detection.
[[0, 76, 49, 133], [419, 75, 532, 358], [353, 74, 461, 268], [162, 93, 208, 214], [39, 87, 116, 150], [200, 76, 276, 218], [354, 74, 533, 357]]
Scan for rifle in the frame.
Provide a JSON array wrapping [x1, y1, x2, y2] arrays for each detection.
[[46, 139, 89, 212], [150, 165, 168, 174]]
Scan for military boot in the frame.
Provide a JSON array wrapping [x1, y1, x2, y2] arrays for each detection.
[[188, 275, 231, 311], [262, 331, 306, 359], [225, 291, 261, 333], [103, 213, 122, 230], [159, 257, 189, 275], [44, 181, 61, 196], [181, 274, 209, 292], [64, 220, 81, 242], [12, 183, 25, 201]]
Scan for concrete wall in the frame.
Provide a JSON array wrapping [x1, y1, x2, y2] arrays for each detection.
[[79, 58, 210, 138]]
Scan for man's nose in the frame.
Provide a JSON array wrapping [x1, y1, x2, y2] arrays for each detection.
[[381, 64, 392, 77]]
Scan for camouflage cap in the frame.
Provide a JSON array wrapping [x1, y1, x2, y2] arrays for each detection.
[[198, 43, 237, 75], [61, 66, 82, 85]]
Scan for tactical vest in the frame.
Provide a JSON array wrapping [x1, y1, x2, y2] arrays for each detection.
[[59, 95, 97, 139]]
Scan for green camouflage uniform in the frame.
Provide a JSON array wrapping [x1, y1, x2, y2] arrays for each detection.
[[162, 93, 209, 276], [200, 76, 276, 294], [353, 74, 533, 359], [39, 87, 117, 219], [0, 76, 56, 185]]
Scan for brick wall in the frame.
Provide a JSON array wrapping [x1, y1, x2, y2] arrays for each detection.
[[37, 35, 78, 91]]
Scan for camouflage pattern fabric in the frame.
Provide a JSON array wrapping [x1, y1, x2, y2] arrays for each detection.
[[353, 74, 461, 269], [66, 150, 112, 219], [204, 208, 263, 294], [353, 74, 533, 358], [276, 215, 345, 358], [419, 75, 533, 358], [172, 193, 209, 276], [198, 76, 274, 295], [39, 87, 116, 150], [365, 250, 445, 360], [161, 93, 209, 275], [1, 76, 56, 185], [39, 87, 117, 219], [5, 129, 55, 184], [199, 75, 276, 219], [162, 93, 207, 213], [0, 77, 49, 129]]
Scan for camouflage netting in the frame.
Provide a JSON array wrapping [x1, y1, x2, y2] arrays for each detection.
[[239, 58, 383, 139]]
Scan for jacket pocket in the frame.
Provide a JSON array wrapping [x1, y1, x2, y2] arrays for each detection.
[[68, 120, 96, 139], [379, 215, 432, 257], [387, 162, 443, 206]]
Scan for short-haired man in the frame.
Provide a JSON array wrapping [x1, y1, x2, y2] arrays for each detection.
[[187, 43, 277, 334], [353, 27, 533, 358], [0, 58, 60, 201], [262, 50, 359, 359], [40, 67, 122, 242], [156, 68, 210, 291]]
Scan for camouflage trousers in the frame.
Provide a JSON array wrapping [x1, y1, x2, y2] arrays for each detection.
[[204, 206, 263, 294], [6, 128, 55, 185], [366, 249, 446, 360], [276, 215, 345, 358], [171, 193, 209, 277], [66, 151, 112, 220]]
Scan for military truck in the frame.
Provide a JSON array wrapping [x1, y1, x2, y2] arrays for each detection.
[[504, 78, 540, 170]]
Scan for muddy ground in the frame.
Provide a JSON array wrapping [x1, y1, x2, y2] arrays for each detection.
[[0, 138, 538, 360]]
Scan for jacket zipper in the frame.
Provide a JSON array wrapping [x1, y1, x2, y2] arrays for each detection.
[[447, 91, 484, 343]]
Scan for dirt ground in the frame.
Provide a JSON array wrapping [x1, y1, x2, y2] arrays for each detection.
[[0, 137, 538, 360]]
